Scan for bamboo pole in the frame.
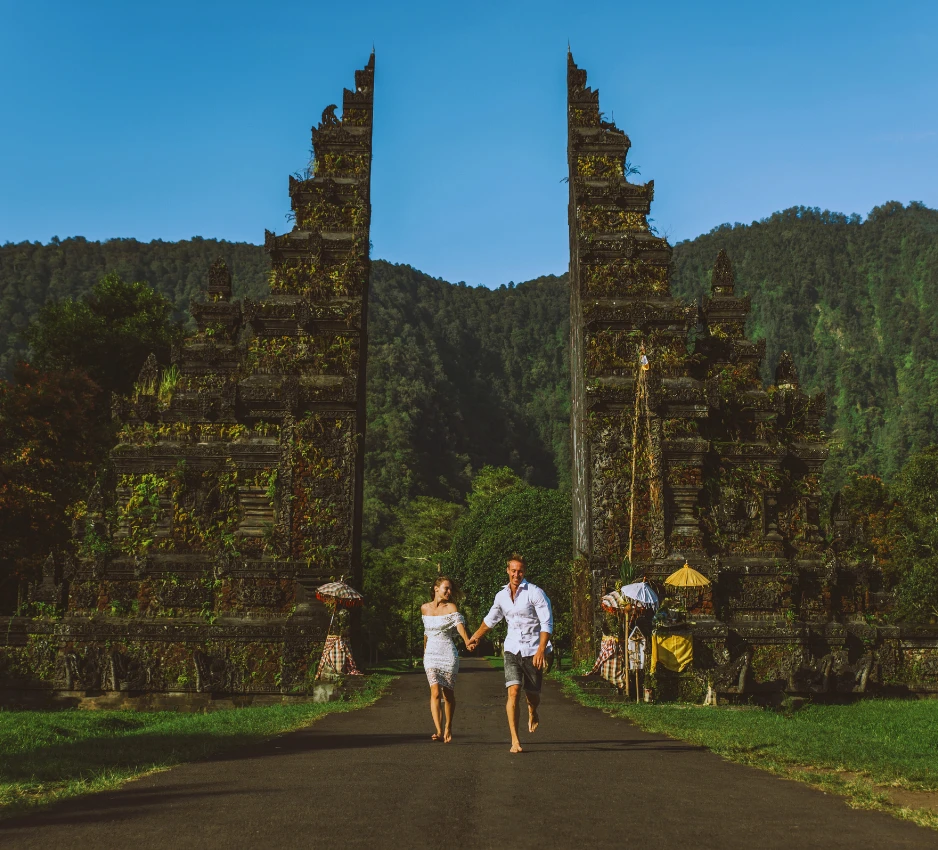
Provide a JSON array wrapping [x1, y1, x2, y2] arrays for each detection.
[[625, 348, 651, 695], [626, 362, 643, 566], [621, 608, 630, 697], [635, 624, 648, 702]]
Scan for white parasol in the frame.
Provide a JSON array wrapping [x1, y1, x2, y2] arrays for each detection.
[[620, 581, 659, 608]]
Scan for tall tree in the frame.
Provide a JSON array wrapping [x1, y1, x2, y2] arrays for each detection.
[[0, 274, 187, 612], [362, 496, 465, 659], [24, 273, 184, 396], [0, 364, 103, 609], [443, 466, 572, 644]]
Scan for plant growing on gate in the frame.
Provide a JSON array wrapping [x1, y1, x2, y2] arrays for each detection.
[[117, 473, 170, 555]]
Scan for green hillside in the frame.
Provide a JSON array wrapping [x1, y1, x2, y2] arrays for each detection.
[[3, 199, 936, 511], [0, 237, 269, 376], [0, 239, 570, 545], [364, 262, 569, 542], [670, 201, 938, 494]]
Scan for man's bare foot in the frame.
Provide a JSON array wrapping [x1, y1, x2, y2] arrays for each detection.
[[443, 729, 452, 743], [431, 733, 441, 741], [528, 705, 539, 733], [510, 742, 523, 753]]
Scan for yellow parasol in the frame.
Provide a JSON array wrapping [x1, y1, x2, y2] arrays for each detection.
[[665, 562, 710, 587]]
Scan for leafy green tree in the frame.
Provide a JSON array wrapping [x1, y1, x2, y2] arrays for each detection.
[[837, 452, 938, 622], [444, 468, 572, 646], [886, 449, 938, 621], [836, 473, 892, 570], [466, 465, 527, 509], [393, 496, 465, 565], [24, 273, 184, 396], [0, 364, 103, 611], [363, 262, 571, 543], [362, 496, 464, 660]]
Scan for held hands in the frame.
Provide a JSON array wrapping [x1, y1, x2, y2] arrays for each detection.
[[466, 637, 479, 652]]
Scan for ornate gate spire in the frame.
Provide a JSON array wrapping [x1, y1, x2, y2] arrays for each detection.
[[0, 55, 378, 700], [567, 54, 829, 675]]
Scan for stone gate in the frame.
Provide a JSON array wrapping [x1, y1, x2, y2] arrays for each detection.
[[2, 51, 937, 702], [566, 51, 938, 698], [0, 55, 375, 702]]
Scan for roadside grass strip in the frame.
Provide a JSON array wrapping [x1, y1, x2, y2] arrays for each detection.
[[0, 674, 392, 820], [365, 659, 423, 674], [484, 656, 571, 671], [556, 671, 938, 831]]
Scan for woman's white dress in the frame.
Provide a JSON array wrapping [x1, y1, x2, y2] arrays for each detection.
[[422, 612, 465, 690]]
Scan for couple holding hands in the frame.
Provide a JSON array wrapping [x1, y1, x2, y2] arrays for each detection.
[[421, 553, 553, 753]]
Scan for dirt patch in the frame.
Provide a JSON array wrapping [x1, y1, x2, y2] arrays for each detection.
[[800, 766, 938, 815], [887, 789, 938, 814]]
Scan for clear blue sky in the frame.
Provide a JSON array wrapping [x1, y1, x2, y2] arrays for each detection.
[[1, 0, 936, 287]]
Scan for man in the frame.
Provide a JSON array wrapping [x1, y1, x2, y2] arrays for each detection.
[[467, 554, 552, 754]]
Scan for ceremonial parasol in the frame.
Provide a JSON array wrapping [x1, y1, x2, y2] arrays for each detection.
[[621, 580, 659, 608], [610, 582, 656, 699], [316, 580, 364, 608], [601, 590, 628, 612], [664, 562, 709, 612], [594, 590, 632, 694], [314, 580, 364, 680], [665, 563, 710, 588]]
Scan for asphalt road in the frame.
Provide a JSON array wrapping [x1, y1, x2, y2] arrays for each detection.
[[2, 659, 934, 849]]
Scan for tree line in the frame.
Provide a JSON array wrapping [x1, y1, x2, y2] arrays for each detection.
[[2, 199, 937, 644]]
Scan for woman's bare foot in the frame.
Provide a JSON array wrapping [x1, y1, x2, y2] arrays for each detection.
[[509, 742, 523, 753], [443, 729, 453, 743], [431, 732, 441, 741], [528, 705, 539, 733]]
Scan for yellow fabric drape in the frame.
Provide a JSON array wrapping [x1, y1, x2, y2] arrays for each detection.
[[652, 634, 693, 672]]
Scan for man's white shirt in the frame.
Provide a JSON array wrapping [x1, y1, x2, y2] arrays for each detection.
[[483, 579, 553, 657]]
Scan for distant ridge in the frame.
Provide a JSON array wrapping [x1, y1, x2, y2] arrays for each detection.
[[2, 199, 936, 505]]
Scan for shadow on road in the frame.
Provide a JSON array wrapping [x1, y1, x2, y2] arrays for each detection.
[[0, 783, 260, 831]]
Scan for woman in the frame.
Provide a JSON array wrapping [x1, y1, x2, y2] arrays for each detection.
[[422, 575, 471, 743]]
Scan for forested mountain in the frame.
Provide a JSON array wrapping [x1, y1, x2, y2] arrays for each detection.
[[364, 262, 569, 542], [3, 198, 937, 512], [0, 239, 570, 546], [670, 201, 938, 494], [0, 237, 270, 376]]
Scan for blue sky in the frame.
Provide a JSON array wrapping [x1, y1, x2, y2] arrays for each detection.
[[1, 0, 936, 287]]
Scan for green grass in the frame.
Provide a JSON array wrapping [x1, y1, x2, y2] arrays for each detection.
[[365, 658, 423, 674], [0, 674, 391, 820], [484, 655, 572, 671], [556, 671, 938, 830]]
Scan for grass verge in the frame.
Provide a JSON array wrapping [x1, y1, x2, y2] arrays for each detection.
[[365, 658, 422, 674], [0, 674, 392, 821], [484, 655, 571, 671], [555, 670, 938, 831]]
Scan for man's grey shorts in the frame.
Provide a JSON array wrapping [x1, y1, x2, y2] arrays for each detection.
[[504, 651, 552, 693]]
